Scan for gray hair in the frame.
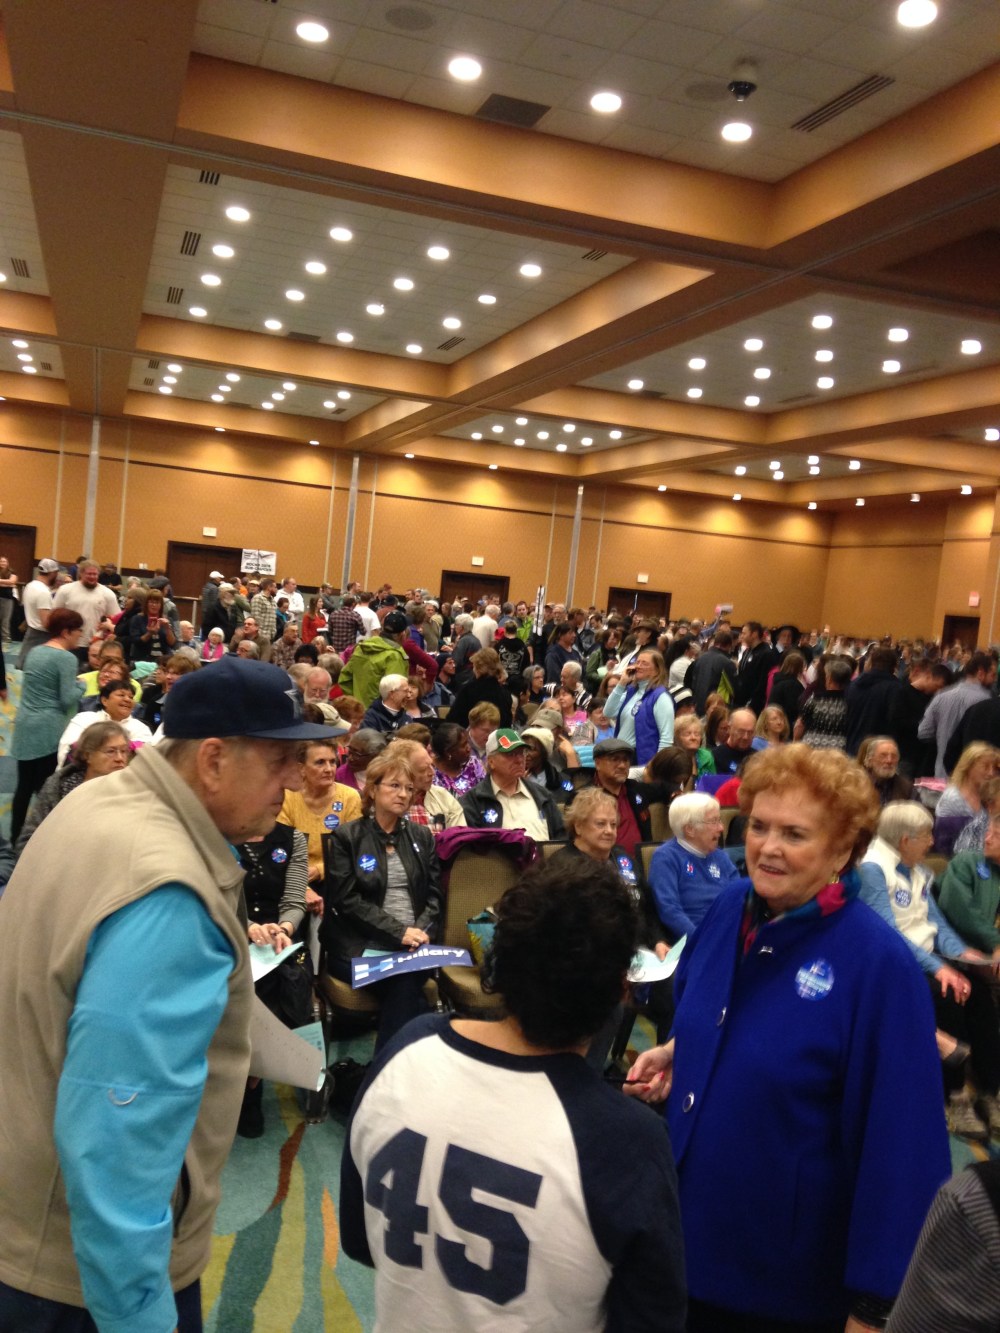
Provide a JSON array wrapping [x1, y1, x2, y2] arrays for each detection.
[[352, 728, 388, 757], [485, 603, 501, 618], [668, 792, 721, 839], [379, 673, 409, 700], [876, 800, 932, 851], [560, 661, 583, 683], [454, 614, 474, 633]]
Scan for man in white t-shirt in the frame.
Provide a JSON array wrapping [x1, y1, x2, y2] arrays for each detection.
[[280, 577, 305, 623], [19, 558, 61, 668], [53, 561, 119, 659], [356, 591, 381, 638], [341, 855, 686, 1333], [471, 602, 500, 649]]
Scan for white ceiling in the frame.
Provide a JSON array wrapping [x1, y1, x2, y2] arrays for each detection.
[[0, 130, 50, 297], [0, 334, 63, 381], [194, 0, 1000, 182]]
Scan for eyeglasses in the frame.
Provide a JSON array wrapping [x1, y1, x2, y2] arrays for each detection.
[[378, 781, 415, 795], [99, 746, 131, 759], [308, 758, 338, 768]]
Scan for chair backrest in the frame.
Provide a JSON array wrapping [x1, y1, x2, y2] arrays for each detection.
[[648, 801, 671, 842], [925, 851, 950, 881], [720, 808, 739, 838], [441, 848, 523, 949], [537, 840, 564, 859], [569, 767, 595, 790], [437, 705, 450, 720], [639, 841, 665, 884]]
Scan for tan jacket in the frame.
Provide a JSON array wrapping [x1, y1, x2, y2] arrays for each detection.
[[0, 745, 252, 1304]]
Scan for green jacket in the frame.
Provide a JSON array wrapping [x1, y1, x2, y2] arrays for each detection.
[[938, 850, 1000, 953], [339, 634, 408, 707]]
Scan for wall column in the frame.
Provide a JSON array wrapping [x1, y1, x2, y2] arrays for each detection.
[[565, 484, 584, 606], [340, 453, 360, 589], [81, 416, 100, 558]]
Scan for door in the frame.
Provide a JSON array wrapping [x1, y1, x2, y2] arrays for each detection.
[[941, 614, 981, 651], [606, 586, 671, 621], [166, 541, 246, 628], [440, 569, 510, 608], [0, 523, 38, 640]]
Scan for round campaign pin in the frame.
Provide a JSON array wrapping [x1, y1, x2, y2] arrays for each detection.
[[562, 778, 573, 791], [332, 801, 343, 813], [893, 886, 912, 908], [324, 813, 340, 829], [271, 847, 288, 864], [483, 807, 500, 824], [358, 853, 377, 872], [795, 959, 835, 1001]]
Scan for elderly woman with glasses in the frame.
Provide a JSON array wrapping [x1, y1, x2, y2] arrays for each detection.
[[14, 721, 131, 858], [322, 749, 443, 1050]]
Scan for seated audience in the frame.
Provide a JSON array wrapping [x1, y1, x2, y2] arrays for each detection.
[[645, 744, 698, 797], [647, 793, 739, 941], [135, 653, 198, 731], [447, 647, 513, 729], [335, 726, 387, 792], [573, 737, 672, 849], [704, 702, 730, 750], [860, 800, 1000, 1137], [673, 713, 714, 777], [524, 663, 546, 706], [278, 737, 362, 883], [331, 693, 364, 740], [430, 721, 485, 796], [461, 728, 565, 840], [766, 651, 805, 727], [323, 749, 443, 1051], [57, 677, 152, 764], [389, 737, 466, 831], [201, 627, 226, 662], [271, 621, 302, 671], [78, 657, 139, 710], [542, 660, 592, 711], [710, 706, 756, 775], [934, 741, 1000, 854], [953, 776, 1000, 855], [752, 704, 790, 749], [467, 701, 501, 762], [795, 656, 851, 749], [859, 735, 914, 807], [129, 589, 176, 662], [15, 722, 131, 857], [603, 648, 674, 767], [360, 673, 411, 734], [939, 814, 1000, 959]]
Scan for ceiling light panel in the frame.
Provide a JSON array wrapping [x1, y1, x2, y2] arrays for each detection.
[[703, 455, 893, 483], [125, 358, 385, 421], [144, 165, 631, 363], [0, 337, 63, 379], [579, 293, 997, 409], [438, 409, 658, 455]]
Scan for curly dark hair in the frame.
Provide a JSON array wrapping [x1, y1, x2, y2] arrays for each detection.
[[484, 857, 638, 1048]]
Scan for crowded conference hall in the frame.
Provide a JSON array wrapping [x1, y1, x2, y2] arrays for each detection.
[[1, 2, 999, 1331]]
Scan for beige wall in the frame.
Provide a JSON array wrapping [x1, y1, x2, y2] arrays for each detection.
[[2, 404, 999, 641]]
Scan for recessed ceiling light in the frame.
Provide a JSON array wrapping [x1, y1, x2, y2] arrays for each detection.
[[817, 376, 835, 390], [337, 389, 351, 400], [394, 277, 414, 291], [848, 459, 861, 470], [581, 437, 592, 446], [448, 55, 482, 81], [405, 452, 415, 459], [887, 327, 909, 342], [627, 378, 644, 391], [897, 0, 938, 27], [519, 263, 542, 278], [201, 273, 221, 286], [442, 316, 461, 330], [271, 392, 284, 401], [166, 363, 182, 373], [773, 471, 784, 481], [961, 484, 973, 495], [162, 375, 177, 384], [733, 493, 742, 502], [285, 289, 305, 301], [0, 274, 6, 283], [218, 385, 231, 393], [961, 339, 982, 355], [296, 20, 329, 42], [226, 372, 240, 382], [768, 460, 781, 471], [986, 429, 1000, 442], [743, 337, 763, 352], [808, 502, 817, 510], [688, 357, 707, 370], [336, 330, 354, 343], [657, 484, 667, 492], [856, 498, 865, 507], [264, 318, 282, 330], [815, 349, 833, 362], [477, 293, 496, 305], [308, 439, 319, 446], [515, 417, 528, 426], [11, 339, 28, 348], [261, 401, 274, 410], [811, 314, 833, 329], [366, 303, 385, 316], [807, 455, 819, 465], [157, 384, 170, 393], [189, 307, 207, 317], [488, 463, 499, 470], [556, 443, 568, 453], [216, 427, 225, 432], [735, 466, 747, 476], [721, 121, 752, 142], [212, 244, 234, 259], [809, 465, 820, 476], [537, 431, 549, 440], [427, 245, 450, 261], [563, 423, 575, 432], [591, 91, 622, 114], [406, 343, 422, 354], [283, 381, 296, 391], [687, 387, 703, 399], [744, 395, 760, 407], [329, 226, 353, 243], [323, 400, 335, 409], [882, 360, 901, 373], [471, 432, 482, 440], [305, 260, 327, 275], [753, 367, 771, 380], [16, 353, 32, 362], [492, 424, 503, 433], [211, 393, 224, 402], [514, 438, 525, 446], [609, 430, 623, 440], [225, 205, 250, 222], [911, 493, 921, 502]]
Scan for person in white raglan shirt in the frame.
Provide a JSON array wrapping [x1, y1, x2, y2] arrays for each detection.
[[356, 591, 381, 638], [19, 558, 61, 668]]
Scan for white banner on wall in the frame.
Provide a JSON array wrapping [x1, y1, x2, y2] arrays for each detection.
[[241, 549, 277, 576]]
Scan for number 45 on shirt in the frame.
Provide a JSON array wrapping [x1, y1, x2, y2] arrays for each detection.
[[365, 1127, 542, 1306]]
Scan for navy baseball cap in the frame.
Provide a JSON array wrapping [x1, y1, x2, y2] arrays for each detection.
[[163, 658, 340, 741]]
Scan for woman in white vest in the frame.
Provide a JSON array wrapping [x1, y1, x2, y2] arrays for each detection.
[[859, 800, 1000, 1138]]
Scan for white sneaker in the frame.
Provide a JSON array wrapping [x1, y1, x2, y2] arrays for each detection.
[[947, 1090, 987, 1137]]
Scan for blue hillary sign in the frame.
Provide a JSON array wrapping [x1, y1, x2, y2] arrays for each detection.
[[351, 946, 473, 988]]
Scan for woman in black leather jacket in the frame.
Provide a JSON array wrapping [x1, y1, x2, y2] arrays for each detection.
[[322, 749, 443, 1050]]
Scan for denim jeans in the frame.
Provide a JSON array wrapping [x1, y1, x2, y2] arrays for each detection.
[[0, 1279, 202, 1332]]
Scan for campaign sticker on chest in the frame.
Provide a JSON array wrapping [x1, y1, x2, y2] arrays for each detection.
[[708, 862, 721, 879], [562, 778, 574, 792], [795, 959, 835, 1001], [332, 801, 343, 813], [635, 794, 643, 805], [894, 886, 912, 908], [978, 861, 992, 880], [483, 807, 500, 824], [324, 813, 340, 830], [685, 861, 696, 875], [617, 855, 636, 883], [270, 847, 288, 864], [358, 853, 377, 872]]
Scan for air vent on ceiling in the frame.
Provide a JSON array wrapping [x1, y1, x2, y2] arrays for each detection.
[[438, 336, 465, 351], [143, 376, 155, 387], [10, 257, 29, 278], [166, 286, 183, 304], [39, 361, 52, 371], [198, 170, 220, 185], [778, 393, 815, 405], [475, 93, 550, 129], [286, 330, 322, 342], [641, 388, 667, 400], [581, 248, 608, 262], [180, 230, 201, 256], [791, 74, 894, 132], [328, 405, 345, 414], [147, 358, 160, 369], [229, 400, 250, 408], [385, 4, 435, 30]]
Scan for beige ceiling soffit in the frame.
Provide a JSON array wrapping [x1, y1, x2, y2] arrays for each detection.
[[0, 371, 68, 406], [785, 468, 997, 503], [123, 391, 345, 447], [342, 398, 454, 451], [376, 434, 571, 479], [0, 292, 55, 339], [525, 386, 763, 448], [137, 316, 448, 400], [176, 55, 772, 254], [770, 65, 1000, 249], [766, 365, 1000, 447], [576, 438, 735, 482], [621, 469, 774, 502], [825, 437, 1000, 478]]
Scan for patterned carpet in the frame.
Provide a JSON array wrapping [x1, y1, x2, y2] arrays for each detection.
[[0, 662, 990, 1330]]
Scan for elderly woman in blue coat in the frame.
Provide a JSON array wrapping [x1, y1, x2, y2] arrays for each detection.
[[648, 791, 739, 940], [627, 744, 950, 1333]]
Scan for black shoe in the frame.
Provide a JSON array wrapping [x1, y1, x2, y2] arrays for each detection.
[[329, 1059, 369, 1114], [237, 1081, 265, 1138]]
